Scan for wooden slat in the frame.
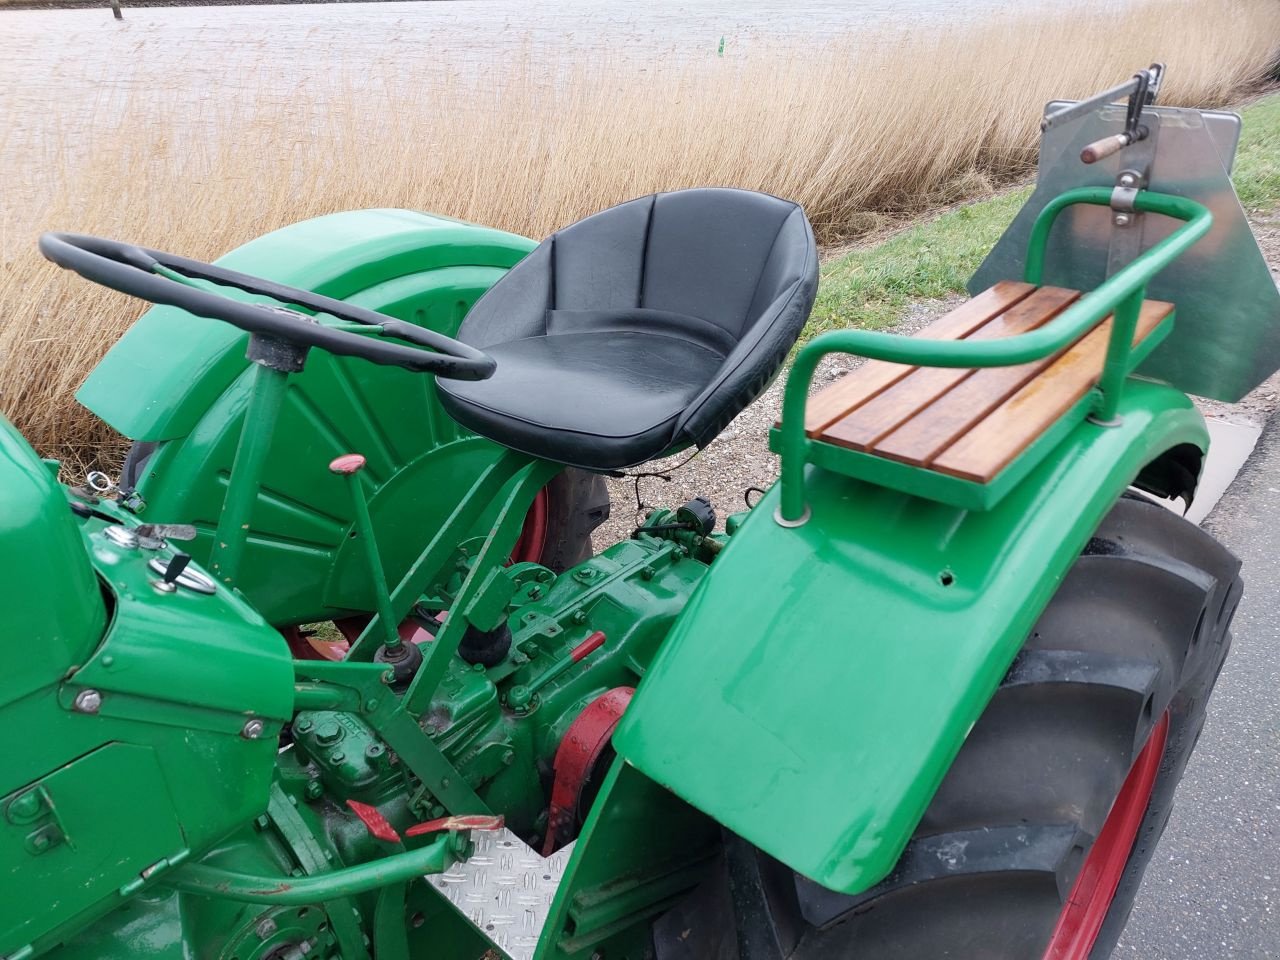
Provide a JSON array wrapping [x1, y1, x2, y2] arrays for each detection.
[[930, 299, 1175, 483], [800, 280, 1036, 436], [821, 286, 1081, 452]]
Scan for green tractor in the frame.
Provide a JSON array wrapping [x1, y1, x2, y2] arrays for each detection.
[[4, 67, 1277, 960]]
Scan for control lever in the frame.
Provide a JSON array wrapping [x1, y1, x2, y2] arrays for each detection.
[[1080, 62, 1163, 165], [135, 523, 198, 550], [153, 553, 192, 594]]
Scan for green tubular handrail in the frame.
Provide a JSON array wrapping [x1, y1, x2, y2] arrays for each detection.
[[776, 188, 1213, 522], [167, 832, 460, 904]]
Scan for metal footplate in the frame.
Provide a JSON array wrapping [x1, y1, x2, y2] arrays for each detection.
[[432, 828, 575, 960]]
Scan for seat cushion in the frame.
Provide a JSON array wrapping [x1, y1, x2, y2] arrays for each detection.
[[437, 329, 726, 470]]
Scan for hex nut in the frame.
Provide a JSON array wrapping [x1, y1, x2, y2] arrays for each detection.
[[73, 689, 102, 714]]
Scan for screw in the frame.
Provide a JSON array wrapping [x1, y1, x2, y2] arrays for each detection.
[[73, 689, 102, 714], [242, 718, 265, 739], [571, 610, 588, 625], [330, 751, 345, 764], [1114, 213, 1132, 227], [294, 717, 314, 735], [1119, 172, 1138, 187], [365, 743, 385, 760], [305, 779, 323, 800], [255, 917, 278, 940], [315, 721, 342, 745], [9, 792, 40, 819]]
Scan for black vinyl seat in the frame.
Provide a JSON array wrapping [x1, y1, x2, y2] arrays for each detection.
[[436, 188, 819, 471]]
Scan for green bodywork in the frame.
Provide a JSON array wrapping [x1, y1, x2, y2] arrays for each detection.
[[615, 379, 1207, 894], [0, 422, 293, 958], [2, 164, 1237, 960], [78, 209, 537, 626]]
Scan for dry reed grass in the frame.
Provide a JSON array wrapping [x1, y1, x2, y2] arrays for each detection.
[[2, 0, 1277, 469]]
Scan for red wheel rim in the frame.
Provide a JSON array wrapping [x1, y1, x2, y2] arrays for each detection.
[[283, 487, 551, 662], [510, 488, 550, 564], [1043, 709, 1170, 960]]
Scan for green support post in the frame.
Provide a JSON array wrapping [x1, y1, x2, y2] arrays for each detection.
[[208, 360, 291, 587], [404, 455, 560, 714]]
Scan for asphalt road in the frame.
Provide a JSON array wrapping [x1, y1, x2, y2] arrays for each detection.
[[1118, 419, 1280, 958]]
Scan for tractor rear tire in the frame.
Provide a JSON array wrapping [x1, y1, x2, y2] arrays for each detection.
[[653, 494, 1241, 960]]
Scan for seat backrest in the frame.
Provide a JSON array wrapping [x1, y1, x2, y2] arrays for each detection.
[[459, 187, 818, 449]]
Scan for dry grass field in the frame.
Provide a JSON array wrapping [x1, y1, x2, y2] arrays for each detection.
[[2, 0, 1277, 467]]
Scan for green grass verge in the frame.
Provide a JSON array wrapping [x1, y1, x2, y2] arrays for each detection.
[[810, 91, 1280, 337]]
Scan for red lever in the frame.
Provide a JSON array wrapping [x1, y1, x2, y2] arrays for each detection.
[[404, 814, 505, 838], [570, 630, 607, 663], [346, 799, 401, 843]]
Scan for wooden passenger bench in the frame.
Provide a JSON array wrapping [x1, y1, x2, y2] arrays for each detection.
[[802, 281, 1174, 485]]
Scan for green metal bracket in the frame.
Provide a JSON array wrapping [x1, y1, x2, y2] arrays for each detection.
[[774, 188, 1212, 520], [403, 455, 561, 715]]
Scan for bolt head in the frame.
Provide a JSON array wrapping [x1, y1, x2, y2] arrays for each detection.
[[255, 917, 278, 940], [74, 689, 102, 714], [10, 792, 41, 819], [1119, 173, 1138, 187], [1114, 213, 1132, 227], [241, 718, 266, 739]]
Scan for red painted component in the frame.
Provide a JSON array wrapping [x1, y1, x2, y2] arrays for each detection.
[[510, 488, 550, 564], [346, 799, 401, 843], [1043, 710, 1170, 960], [282, 618, 431, 662], [404, 814, 506, 838], [542, 686, 634, 855], [570, 631, 608, 663], [328, 453, 367, 475]]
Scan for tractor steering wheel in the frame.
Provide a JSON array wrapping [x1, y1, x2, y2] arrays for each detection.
[[38, 232, 496, 380]]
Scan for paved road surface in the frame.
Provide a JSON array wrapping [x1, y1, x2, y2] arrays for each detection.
[[1119, 420, 1280, 957]]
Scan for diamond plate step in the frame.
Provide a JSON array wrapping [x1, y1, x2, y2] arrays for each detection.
[[431, 828, 576, 960]]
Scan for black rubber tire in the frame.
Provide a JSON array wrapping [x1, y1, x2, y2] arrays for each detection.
[[120, 440, 610, 574], [539, 468, 611, 572], [653, 495, 1242, 960]]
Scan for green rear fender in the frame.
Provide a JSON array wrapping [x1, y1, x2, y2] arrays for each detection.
[[75, 209, 537, 626], [612, 379, 1207, 896], [78, 208, 535, 441]]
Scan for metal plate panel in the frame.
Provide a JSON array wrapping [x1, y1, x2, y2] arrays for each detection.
[[432, 829, 574, 960], [970, 103, 1280, 402]]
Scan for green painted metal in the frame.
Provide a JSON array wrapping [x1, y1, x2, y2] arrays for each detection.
[[775, 189, 1211, 520], [168, 833, 459, 904], [615, 378, 1208, 896], [75, 209, 537, 628], [207, 361, 291, 588], [0, 420, 106, 711], [78, 209, 535, 442], [532, 761, 720, 960], [0, 472, 295, 955], [402, 455, 562, 712]]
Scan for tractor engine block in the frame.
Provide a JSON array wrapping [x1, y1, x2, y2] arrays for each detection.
[[293, 526, 717, 844]]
